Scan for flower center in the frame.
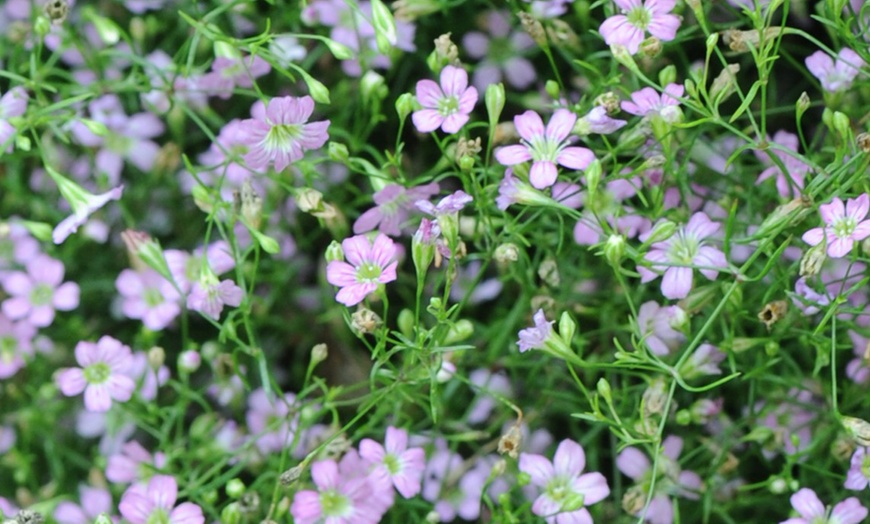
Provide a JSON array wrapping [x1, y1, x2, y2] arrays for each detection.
[[833, 216, 857, 239], [861, 454, 870, 480], [264, 124, 301, 152], [545, 476, 571, 503], [357, 262, 382, 282], [437, 95, 460, 116], [83, 362, 111, 385], [320, 489, 350, 517], [30, 283, 53, 306], [144, 287, 165, 308], [627, 6, 651, 29], [146, 508, 170, 524], [528, 135, 565, 164], [384, 453, 401, 475], [667, 232, 699, 265]]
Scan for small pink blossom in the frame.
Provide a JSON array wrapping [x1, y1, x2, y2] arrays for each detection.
[[806, 48, 864, 93], [622, 83, 684, 122], [326, 233, 398, 307], [186, 278, 243, 320], [115, 269, 181, 331], [353, 182, 440, 236], [517, 309, 554, 353], [239, 95, 330, 172], [290, 458, 387, 524], [1, 254, 80, 327], [495, 109, 595, 189], [359, 426, 426, 499], [56, 336, 136, 412], [638, 212, 728, 300], [780, 488, 867, 524], [755, 130, 810, 198], [119, 475, 204, 524], [802, 194, 870, 258], [845, 447, 870, 490], [106, 440, 168, 485], [519, 438, 610, 524], [412, 65, 478, 134], [599, 0, 681, 55]]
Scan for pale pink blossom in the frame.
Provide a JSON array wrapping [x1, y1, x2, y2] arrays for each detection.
[[599, 0, 681, 54], [802, 194, 870, 258], [56, 336, 136, 412], [780, 488, 867, 524], [806, 48, 864, 93], [326, 233, 398, 306], [412, 65, 478, 134]]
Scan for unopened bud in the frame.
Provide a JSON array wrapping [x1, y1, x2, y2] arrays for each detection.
[[296, 188, 323, 213], [858, 132, 870, 154], [239, 179, 263, 229], [545, 80, 561, 101], [328, 142, 350, 163], [311, 343, 328, 365], [148, 346, 165, 369], [643, 219, 677, 246], [833, 111, 852, 141], [800, 242, 827, 277], [640, 36, 661, 58], [397, 309, 414, 337], [494, 242, 520, 265], [444, 319, 474, 344], [518, 12, 546, 47], [538, 257, 560, 288], [558, 312, 577, 344], [769, 477, 787, 494], [604, 234, 626, 266], [584, 159, 602, 198], [710, 64, 741, 105], [485, 83, 506, 129], [360, 70, 387, 103], [433, 33, 459, 66], [351, 307, 383, 335], [280, 465, 304, 486], [178, 350, 201, 373], [842, 416, 870, 446], [325, 240, 344, 263], [226, 479, 246, 498], [220, 502, 242, 524], [396, 93, 415, 122], [796, 92, 811, 119], [596, 378, 613, 405]]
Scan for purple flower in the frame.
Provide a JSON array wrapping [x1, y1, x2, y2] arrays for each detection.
[[186, 277, 243, 320], [579, 105, 628, 134], [845, 447, 870, 490], [119, 475, 204, 524], [199, 54, 271, 99], [353, 182, 440, 237], [754, 388, 818, 459], [846, 331, 870, 385], [164, 241, 235, 295], [106, 440, 168, 485], [245, 388, 300, 454], [755, 130, 811, 198], [622, 83, 684, 122], [780, 488, 867, 524], [116, 269, 181, 331], [678, 342, 726, 378], [290, 458, 386, 524], [802, 194, 870, 258], [462, 10, 537, 92], [54, 485, 116, 524], [56, 336, 136, 412], [1, 254, 80, 327], [359, 426, 426, 498], [617, 436, 702, 524], [636, 301, 686, 356], [599, 0, 681, 55], [326, 233, 398, 307], [238, 95, 330, 172], [495, 109, 595, 189], [806, 48, 864, 93], [416, 190, 474, 216], [518, 309, 554, 352], [0, 312, 36, 379], [46, 165, 125, 244], [0, 86, 28, 152], [519, 439, 610, 524], [412, 65, 478, 134], [638, 212, 728, 300], [0, 220, 40, 278]]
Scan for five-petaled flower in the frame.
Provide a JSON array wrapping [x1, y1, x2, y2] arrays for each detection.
[[239, 95, 330, 172], [119, 475, 205, 524], [802, 194, 870, 258], [779, 488, 867, 524], [359, 426, 426, 499], [56, 336, 136, 412], [638, 212, 728, 300], [412, 65, 478, 134], [495, 109, 595, 189], [519, 438, 610, 524], [326, 233, 398, 307], [806, 48, 865, 93], [599, 0, 681, 55]]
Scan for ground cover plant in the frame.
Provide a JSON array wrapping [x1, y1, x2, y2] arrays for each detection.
[[3, 0, 870, 522]]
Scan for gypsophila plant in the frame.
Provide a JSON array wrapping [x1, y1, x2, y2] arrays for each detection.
[[4, 0, 870, 522]]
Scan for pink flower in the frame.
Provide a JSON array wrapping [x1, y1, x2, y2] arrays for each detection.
[[621, 83, 684, 122], [54, 485, 116, 524], [845, 447, 870, 490], [519, 439, 610, 524], [599, 0, 681, 54], [353, 182, 440, 236], [462, 10, 536, 92], [115, 269, 181, 331], [1, 254, 80, 327], [636, 301, 686, 356], [802, 194, 870, 258], [326, 233, 398, 307], [186, 278, 243, 320], [290, 459, 385, 524], [638, 212, 727, 300], [238, 95, 330, 172], [806, 48, 864, 93], [412, 65, 478, 134], [359, 426, 426, 499], [0, 86, 28, 152], [119, 475, 204, 524], [56, 336, 136, 412], [495, 109, 595, 189], [106, 440, 168, 484], [780, 488, 867, 524], [517, 309, 554, 352], [0, 312, 36, 379]]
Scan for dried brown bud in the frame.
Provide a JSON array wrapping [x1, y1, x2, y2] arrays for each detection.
[[857, 132, 870, 153], [351, 307, 383, 335], [622, 485, 646, 515], [722, 28, 784, 53], [538, 257, 561, 288], [832, 434, 857, 462], [434, 33, 459, 65], [758, 300, 788, 331], [280, 465, 304, 486], [44, 0, 69, 24], [800, 242, 827, 278], [594, 92, 621, 115], [498, 424, 523, 459], [546, 19, 580, 50], [240, 178, 263, 229], [518, 12, 546, 47], [455, 136, 482, 162]]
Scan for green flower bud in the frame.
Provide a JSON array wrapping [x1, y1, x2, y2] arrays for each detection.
[[226, 478, 245, 498], [370, 0, 398, 54], [659, 65, 677, 87], [396, 93, 415, 122], [220, 502, 243, 524], [596, 377, 612, 405], [833, 111, 852, 141], [604, 234, 626, 266], [397, 308, 415, 337], [559, 311, 577, 344], [842, 416, 870, 446], [584, 159, 602, 198], [444, 319, 474, 344], [328, 142, 350, 163], [796, 91, 810, 120], [321, 37, 354, 60], [361, 70, 387, 103], [545, 80, 560, 101], [325, 240, 344, 263], [485, 83, 505, 130], [311, 343, 328, 365], [642, 219, 677, 247]]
